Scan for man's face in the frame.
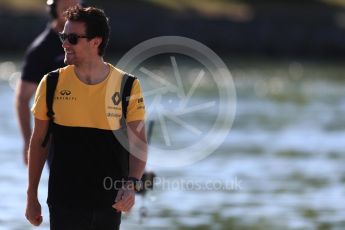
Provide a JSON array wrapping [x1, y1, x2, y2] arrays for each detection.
[[61, 21, 91, 66], [56, 0, 80, 27]]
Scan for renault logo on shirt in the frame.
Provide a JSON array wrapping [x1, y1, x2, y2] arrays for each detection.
[[60, 90, 71, 96], [112, 92, 121, 105]]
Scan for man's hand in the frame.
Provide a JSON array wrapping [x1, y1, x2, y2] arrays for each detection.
[[25, 118, 49, 226], [112, 183, 135, 212], [25, 197, 43, 226]]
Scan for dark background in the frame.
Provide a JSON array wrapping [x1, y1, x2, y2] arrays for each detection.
[[1, 0, 345, 58]]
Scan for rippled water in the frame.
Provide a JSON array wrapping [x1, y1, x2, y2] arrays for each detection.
[[0, 58, 345, 229]]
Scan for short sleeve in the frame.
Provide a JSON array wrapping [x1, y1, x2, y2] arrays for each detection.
[[126, 79, 146, 122], [21, 48, 49, 84], [31, 75, 49, 120]]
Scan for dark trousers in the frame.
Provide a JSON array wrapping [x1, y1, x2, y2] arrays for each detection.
[[49, 205, 121, 230]]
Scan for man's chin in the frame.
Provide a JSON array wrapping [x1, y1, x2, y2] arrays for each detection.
[[64, 58, 74, 65]]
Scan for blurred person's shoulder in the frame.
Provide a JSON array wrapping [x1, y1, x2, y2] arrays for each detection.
[[25, 26, 61, 57]]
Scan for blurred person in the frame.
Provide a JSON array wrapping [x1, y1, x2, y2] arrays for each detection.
[[25, 6, 147, 229], [15, 0, 81, 166]]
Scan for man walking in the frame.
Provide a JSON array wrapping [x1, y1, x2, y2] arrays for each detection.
[[25, 6, 147, 230]]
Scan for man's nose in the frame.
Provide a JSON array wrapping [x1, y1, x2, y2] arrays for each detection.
[[62, 39, 70, 49]]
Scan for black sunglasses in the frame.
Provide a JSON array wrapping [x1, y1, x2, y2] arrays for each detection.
[[59, 33, 90, 45]]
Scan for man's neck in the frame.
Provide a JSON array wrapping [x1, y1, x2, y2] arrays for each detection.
[[74, 58, 110, 85]]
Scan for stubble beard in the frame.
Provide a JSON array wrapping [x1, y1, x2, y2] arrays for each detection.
[[64, 54, 75, 66]]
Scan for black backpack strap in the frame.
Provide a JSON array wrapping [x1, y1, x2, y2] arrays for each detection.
[[120, 73, 137, 128], [42, 69, 59, 147]]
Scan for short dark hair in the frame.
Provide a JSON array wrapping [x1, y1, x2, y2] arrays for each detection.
[[64, 6, 110, 56]]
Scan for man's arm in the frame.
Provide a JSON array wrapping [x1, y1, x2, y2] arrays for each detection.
[[25, 118, 49, 226], [127, 120, 148, 179], [113, 120, 148, 212], [15, 80, 37, 165]]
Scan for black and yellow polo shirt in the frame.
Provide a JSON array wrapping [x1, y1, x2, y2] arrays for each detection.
[[31, 64, 146, 208]]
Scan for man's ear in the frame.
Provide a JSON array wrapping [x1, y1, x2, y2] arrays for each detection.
[[91, 37, 102, 50]]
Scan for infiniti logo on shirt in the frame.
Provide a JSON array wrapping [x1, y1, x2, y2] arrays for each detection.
[[60, 90, 71, 96], [56, 89, 76, 101]]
